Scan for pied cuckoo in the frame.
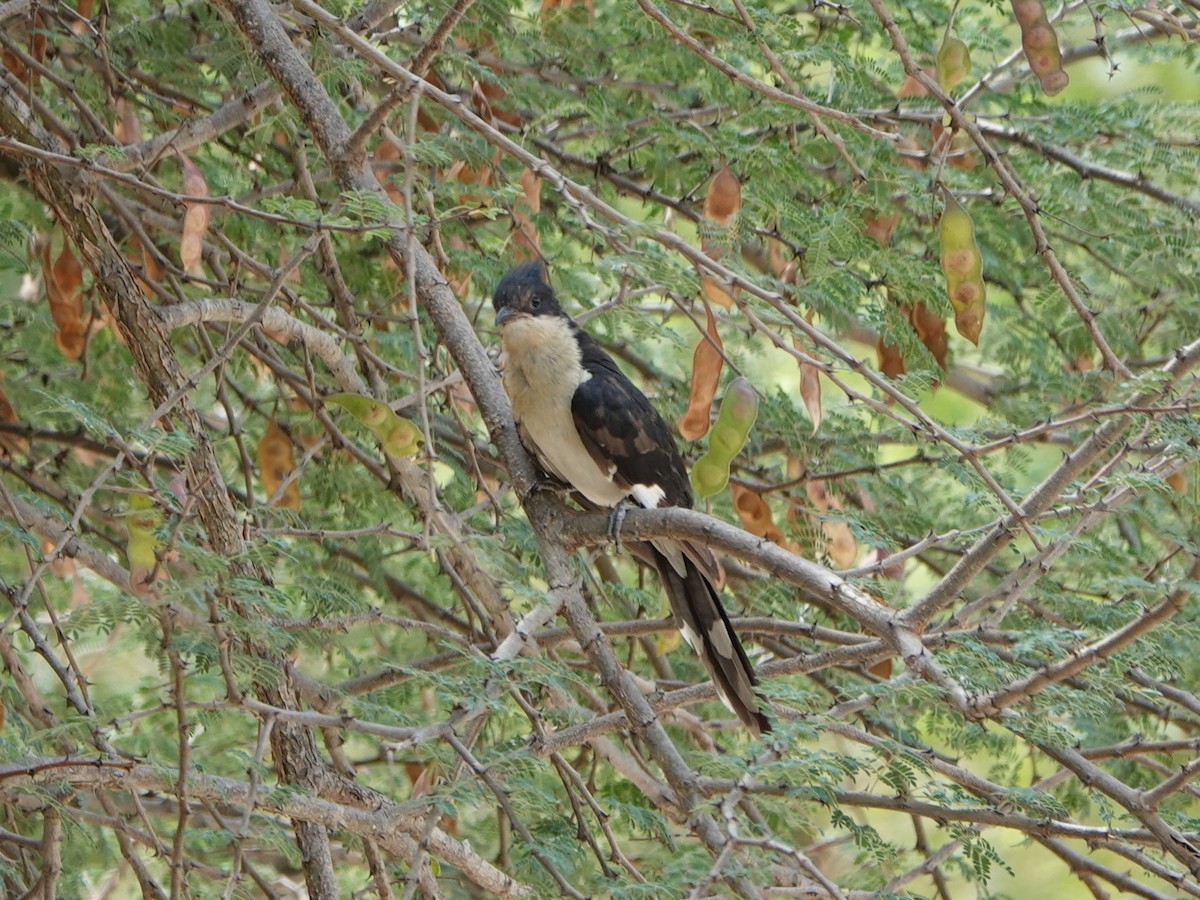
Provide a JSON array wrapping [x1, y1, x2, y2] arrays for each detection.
[[493, 260, 770, 734]]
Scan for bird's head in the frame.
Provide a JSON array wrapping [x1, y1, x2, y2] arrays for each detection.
[[493, 261, 563, 327]]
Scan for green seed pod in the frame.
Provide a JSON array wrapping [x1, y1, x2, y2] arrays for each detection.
[[380, 417, 422, 458], [939, 188, 987, 345], [127, 492, 161, 532], [125, 495, 164, 591], [127, 529, 159, 573], [327, 393, 392, 428], [691, 377, 758, 498], [690, 454, 730, 499], [710, 377, 757, 453], [328, 392, 422, 458], [936, 35, 971, 92]]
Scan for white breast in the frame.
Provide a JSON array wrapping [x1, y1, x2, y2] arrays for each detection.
[[501, 316, 628, 508]]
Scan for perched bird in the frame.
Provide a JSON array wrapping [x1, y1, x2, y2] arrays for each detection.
[[493, 260, 769, 734]]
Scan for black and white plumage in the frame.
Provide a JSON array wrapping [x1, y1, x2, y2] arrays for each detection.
[[494, 260, 770, 734]]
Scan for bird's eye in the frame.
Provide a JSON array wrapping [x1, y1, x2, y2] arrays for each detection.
[[530, 296, 541, 309]]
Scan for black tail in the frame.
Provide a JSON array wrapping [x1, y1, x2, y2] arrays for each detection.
[[653, 549, 770, 735]]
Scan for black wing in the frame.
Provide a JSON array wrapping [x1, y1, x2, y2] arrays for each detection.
[[569, 326, 724, 587], [569, 327, 693, 509]]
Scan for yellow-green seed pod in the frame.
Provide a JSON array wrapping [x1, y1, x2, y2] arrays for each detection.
[[127, 492, 161, 532], [326, 393, 392, 428], [691, 377, 758, 498], [380, 417, 422, 458], [126, 530, 159, 573], [936, 36, 971, 92], [710, 377, 757, 452], [328, 393, 422, 458], [125, 494, 164, 590], [691, 454, 730, 499], [939, 188, 987, 345]]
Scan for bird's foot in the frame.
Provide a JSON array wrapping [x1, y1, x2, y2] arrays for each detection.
[[606, 500, 630, 552]]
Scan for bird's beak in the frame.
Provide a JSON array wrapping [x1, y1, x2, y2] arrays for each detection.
[[495, 306, 517, 327]]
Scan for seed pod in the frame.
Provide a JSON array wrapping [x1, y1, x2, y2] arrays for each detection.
[[879, 293, 951, 378], [678, 303, 724, 441], [1010, 0, 1069, 95], [43, 234, 87, 360], [379, 416, 422, 458], [932, 122, 979, 171], [704, 163, 741, 226], [909, 301, 949, 370], [0, 379, 28, 457], [731, 484, 783, 543], [938, 188, 986, 345], [700, 276, 736, 310], [691, 377, 757, 498], [795, 311, 823, 434], [877, 334, 905, 378], [804, 479, 858, 569], [512, 167, 542, 260], [711, 378, 757, 449], [691, 454, 730, 499], [936, 35, 971, 93], [179, 153, 210, 276], [327, 393, 422, 458], [327, 393, 393, 428], [897, 67, 934, 98], [863, 211, 901, 247], [257, 418, 300, 509], [699, 162, 741, 309], [125, 494, 164, 593]]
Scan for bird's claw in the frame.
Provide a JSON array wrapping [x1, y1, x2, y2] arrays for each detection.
[[607, 500, 629, 553]]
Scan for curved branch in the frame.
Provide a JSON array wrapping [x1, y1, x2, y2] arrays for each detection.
[[561, 504, 893, 630], [157, 297, 367, 394]]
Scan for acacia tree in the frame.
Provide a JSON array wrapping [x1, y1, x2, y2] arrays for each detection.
[[0, 0, 1198, 894]]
